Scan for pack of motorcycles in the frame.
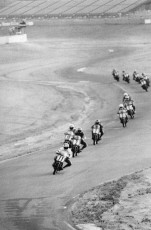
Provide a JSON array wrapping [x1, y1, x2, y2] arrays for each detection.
[[112, 70, 150, 92], [52, 127, 101, 175], [52, 70, 150, 175]]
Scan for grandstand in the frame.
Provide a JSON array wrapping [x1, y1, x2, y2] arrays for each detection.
[[0, 0, 149, 18]]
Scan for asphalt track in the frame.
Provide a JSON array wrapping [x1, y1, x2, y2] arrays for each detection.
[[0, 22, 151, 230]]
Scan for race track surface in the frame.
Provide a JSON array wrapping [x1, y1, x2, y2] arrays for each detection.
[[0, 21, 151, 230]]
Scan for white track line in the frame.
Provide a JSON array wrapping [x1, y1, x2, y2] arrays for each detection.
[[113, 83, 128, 92], [64, 221, 77, 230], [77, 67, 86, 72]]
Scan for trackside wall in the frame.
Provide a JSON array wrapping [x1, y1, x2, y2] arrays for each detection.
[[0, 34, 27, 44]]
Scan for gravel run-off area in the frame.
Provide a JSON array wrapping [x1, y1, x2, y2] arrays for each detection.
[[70, 168, 151, 230]]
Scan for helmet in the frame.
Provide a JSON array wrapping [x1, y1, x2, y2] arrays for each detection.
[[77, 127, 82, 132], [69, 124, 74, 130], [95, 119, 100, 124], [124, 93, 128, 96], [64, 143, 69, 149], [119, 104, 124, 108], [125, 95, 129, 99]]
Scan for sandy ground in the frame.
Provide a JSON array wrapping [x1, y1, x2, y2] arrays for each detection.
[[71, 168, 151, 230], [0, 21, 151, 230]]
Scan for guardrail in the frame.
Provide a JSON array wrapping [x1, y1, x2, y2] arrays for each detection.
[[0, 21, 34, 26]]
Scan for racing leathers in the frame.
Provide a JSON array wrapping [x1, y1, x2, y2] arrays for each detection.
[[55, 147, 72, 169], [91, 123, 104, 140], [75, 130, 87, 151], [64, 130, 75, 148], [117, 108, 128, 123]]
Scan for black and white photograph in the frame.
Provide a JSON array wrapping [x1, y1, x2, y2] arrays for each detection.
[[0, 1, 151, 230]]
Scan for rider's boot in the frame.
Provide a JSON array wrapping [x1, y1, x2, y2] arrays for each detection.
[[133, 106, 136, 114], [80, 144, 87, 151]]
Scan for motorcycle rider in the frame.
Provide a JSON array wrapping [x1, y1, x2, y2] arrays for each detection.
[[140, 78, 148, 90], [142, 73, 147, 78], [122, 71, 130, 81], [123, 93, 131, 102], [54, 142, 72, 169], [122, 70, 126, 77], [141, 78, 147, 86], [125, 100, 135, 114], [142, 73, 150, 86], [133, 70, 137, 76], [64, 124, 75, 147], [112, 69, 116, 75], [75, 128, 87, 151], [129, 100, 135, 113], [133, 70, 140, 80], [117, 104, 128, 123], [122, 70, 126, 79], [91, 119, 104, 140], [123, 93, 135, 112], [68, 124, 76, 133], [112, 69, 119, 79]]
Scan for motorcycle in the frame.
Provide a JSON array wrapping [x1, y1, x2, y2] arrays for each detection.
[[136, 76, 143, 84], [112, 71, 120, 82], [126, 104, 134, 119], [72, 135, 81, 157], [123, 74, 130, 83], [52, 155, 65, 175], [92, 127, 100, 145], [119, 112, 128, 127], [64, 132, 73, 148], [145, 78, 150, 87], [141, 83, 148, 92], [133, 72, 137, 80]]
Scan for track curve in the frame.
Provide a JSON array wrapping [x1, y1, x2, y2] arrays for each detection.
[[0, 23, 151, 230]]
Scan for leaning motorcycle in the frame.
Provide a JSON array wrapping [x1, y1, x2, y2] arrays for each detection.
[[72, 135, 81, 157], [119, 112, 128, 128], [141, 83, 148, 92], [64, 132, 73, 148], [52, 155, 65, 175], [123, 75, 130, 83], [126, 104, 134, 119], [113, 72, 120, 82], [92, 127, 100, 145]]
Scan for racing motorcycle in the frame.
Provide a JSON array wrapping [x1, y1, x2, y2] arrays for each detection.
[[133, 72, 137, 80], [119, 112, 128, 128], [52, 155, 65, 175], [126, 104, 134, 119], [141, 83, 148, 92], [72, 135, 81, 157], [112, 71, 120, 82], [64, 132, 73, 148], [145, 78, 150, 87], [92, 126, 100, 145], [123, 73, 130, 83]]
